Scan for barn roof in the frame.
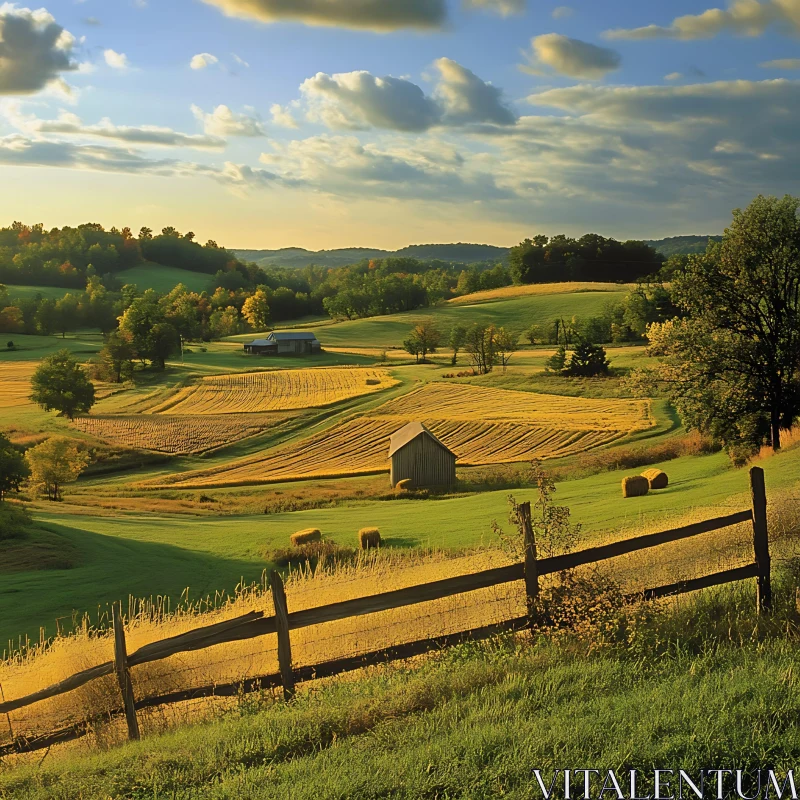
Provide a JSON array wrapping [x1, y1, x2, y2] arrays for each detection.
[[268, 331, 318, 341], [388, 422, 452, 458], [246, 339, 277, 346]]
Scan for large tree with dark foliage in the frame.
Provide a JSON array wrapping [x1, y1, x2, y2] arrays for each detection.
[[30, 350, 96, 420], [509, 233, 663, 284], [646, 195, 800, 454]]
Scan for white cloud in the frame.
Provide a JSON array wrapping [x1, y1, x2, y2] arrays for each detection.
[[605, 0, 800, 40], [761, 57, 800, 67], [525, 34, 621, 79], [433, 57, 517, 125], [552, 5, 573, 19], [104, 49, 129, 70], [665, 72, 683, 81], [190, 52, 219, 70], [462, 0, 525, 16], [0, 4, 79, 95], [299, 61, 515, 132], [198, 0, 447, 31], [270, 103, 298, 128], [4, 106, 226, 149], [232, 53, 250, 68], [191, 104, 266, 136], [301, 71, 441, 131]]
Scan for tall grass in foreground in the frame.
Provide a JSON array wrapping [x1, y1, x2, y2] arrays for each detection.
[[2, 486, 799, 771]]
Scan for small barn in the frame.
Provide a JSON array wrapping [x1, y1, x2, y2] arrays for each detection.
[[388, 422, 456, 489], [244, 331, 321, 356]]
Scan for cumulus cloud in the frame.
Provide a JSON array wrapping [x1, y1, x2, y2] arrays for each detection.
[[462, 0, 525, 16], [552, 5, 573, 19], [4, 107, 226, 149], [191, 104, 266, 136], [259, 134, 511, 201], [605, 0, 800, 40], [300, 61, 515, 131], [433, 57, 517, 125], [190, 52, 219, 70], [525, 34, 621, 79], [104, 49, 129, 69], [665, 72, 683, 81], [270, 103, 298, 128], [761, 57, 800, 67], [301, 71, 441, 131], [198, 0, 447, 31], [0, 4, 79, 95]]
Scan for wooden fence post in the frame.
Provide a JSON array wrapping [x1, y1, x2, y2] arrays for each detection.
[[270, 571, 295, 701], [750, 466, 771, 614], [112, 602, 140, 741], [519, 502, 539, 625]]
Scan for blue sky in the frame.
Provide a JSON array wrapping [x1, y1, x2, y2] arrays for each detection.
[[1, 0, 799, 249]]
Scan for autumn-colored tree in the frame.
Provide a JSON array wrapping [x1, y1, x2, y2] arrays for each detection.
[[26, 437, 89, 501], [242, 289, 270, 331]]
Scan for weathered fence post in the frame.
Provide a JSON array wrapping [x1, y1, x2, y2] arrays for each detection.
[[519, 501, 539, 625], [112, 602, 140, 741], [749, 466, 771, 614], [270, 571, 295, 701]]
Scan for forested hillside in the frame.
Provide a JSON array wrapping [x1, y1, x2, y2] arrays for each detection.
[[645, 235, 723, 257]]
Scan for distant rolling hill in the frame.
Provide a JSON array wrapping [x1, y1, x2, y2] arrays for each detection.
[[645, 235, 722, 257], [234, 243, 510, 269]]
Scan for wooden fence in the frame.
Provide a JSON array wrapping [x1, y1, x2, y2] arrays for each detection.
[[0, 467, 771, 757]]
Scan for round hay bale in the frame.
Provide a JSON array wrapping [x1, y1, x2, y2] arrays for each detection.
[[366, 378, 381, 385], [641, 468, 669, 490], [290, 528, 322, 547], [396, 478, 414, 492], [622, 475, 650, 498], [358, 527, 381, 550]]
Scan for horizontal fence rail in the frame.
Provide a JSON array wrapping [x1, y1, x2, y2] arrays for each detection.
[[0, 467, 771, 757]]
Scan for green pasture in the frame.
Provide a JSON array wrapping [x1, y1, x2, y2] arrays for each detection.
[[5, 445, 798, 645], [115, 263, 212, 294], [234, 289, 628, 349], [4, 285, 72, 303]]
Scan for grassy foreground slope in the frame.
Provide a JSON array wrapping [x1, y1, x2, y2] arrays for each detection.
[[5, 446, 798, 644], [4, 582, 800, 799]]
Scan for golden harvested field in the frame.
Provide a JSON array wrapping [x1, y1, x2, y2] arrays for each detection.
[[447, 282, 634, 305], [73, 414, 287, 455], [147, 367, 398, 415], [0, 361, 38, 410], [148, 383, 653, 488]]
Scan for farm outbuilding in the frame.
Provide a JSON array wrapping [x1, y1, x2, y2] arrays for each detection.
[[244, 331, 321, 356], [388, 422, 456, 489]]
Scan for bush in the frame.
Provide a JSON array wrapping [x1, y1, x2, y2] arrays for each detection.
[[267, 541, 357, 570], [0, 503, 31, 541]]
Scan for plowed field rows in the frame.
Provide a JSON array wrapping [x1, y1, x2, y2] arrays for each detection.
[[74, 414, 285, 455], [148, 368, 397, 415], [0, 361, 38, 410], [148, 383, 653, 488]]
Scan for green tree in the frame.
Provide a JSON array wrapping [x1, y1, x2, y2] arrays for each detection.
[[565, 341, 610, 377], [464, 323, 497, 374], [99, 330, 135, 383], [646, 195, 800, 453], [29, 350, 95, 419], [545, 345, 567, 373], [0, 433, 29, 501], [448, 324, 467, 366], [53, 293, 81, 338], [149, 322, 179, 369], [495, 327, 517, 372], [26, 437, 89, 501]]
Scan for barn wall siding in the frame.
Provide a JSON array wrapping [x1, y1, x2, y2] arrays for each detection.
[[390, 434, 456, 488]]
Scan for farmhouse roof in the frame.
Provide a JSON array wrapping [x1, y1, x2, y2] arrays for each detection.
[[388, 422, 452, 458], [246, 339, 276, 347], [268, 331, 318, 341]]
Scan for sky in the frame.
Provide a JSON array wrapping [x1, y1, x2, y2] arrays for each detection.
[[0, 0, 799, 250]]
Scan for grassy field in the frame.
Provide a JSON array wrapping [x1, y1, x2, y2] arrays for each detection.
[[4, 445, 798, 645], [4, 575, 800, 798], [115, 263, 212, 294], [4, 285, 72, 302], [237, 288, 628, 349]]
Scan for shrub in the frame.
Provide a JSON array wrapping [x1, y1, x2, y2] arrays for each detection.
[[290, 528, 322, 546], [641, 468, 668, 490], [358, 527, 381, 549], [622, 475, 649, 498], [0, 503, 31, 541], [267, 541, 357, 570]]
